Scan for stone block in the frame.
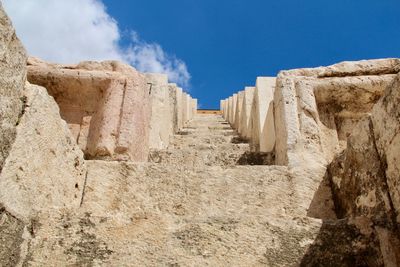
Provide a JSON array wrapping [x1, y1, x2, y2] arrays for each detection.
[[168, 84, 179, 133], [182, 92, 189, 124], [234, 91, 244, 130], [249, 77, 276, 152], [229, 93, 238, 125], [147, 73, 171, 150], [192, 98, 198, 117], [274, 59, 399, 167], [27, 58, 152, 162], [0, 83, 86, 221], [239, 87, 255, 140], [227, 96, 233, 122]]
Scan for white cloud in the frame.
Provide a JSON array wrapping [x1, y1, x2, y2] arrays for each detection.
[[2, 0, 190, 88]]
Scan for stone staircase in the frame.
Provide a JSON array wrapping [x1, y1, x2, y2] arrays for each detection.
[[25, 114, 327, 266]]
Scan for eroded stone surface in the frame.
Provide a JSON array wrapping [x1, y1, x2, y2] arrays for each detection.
[[0, 83, 86, 221], [371, 72, 400, 222], [274, 59, 399, 167], [27, 57, 151, 162], [0, 3, 26, 172]]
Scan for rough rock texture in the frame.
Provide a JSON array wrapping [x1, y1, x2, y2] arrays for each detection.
[[327, 116, 400, 266], [1, 5, 400, 263], [0, 83, 86, 221], [147, 73, 171, 150], [27, 57, 151, 162], [0, 4, 27, 172], [238, 86, 255, 140], [371, 72, 400, 222], [274, 59, 400, 167], [249, 77, 276, 153], [17, 114, 327, 266]]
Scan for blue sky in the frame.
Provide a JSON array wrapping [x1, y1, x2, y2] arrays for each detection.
[[5, 0, 400, 109], [101, 0, 400, 109]]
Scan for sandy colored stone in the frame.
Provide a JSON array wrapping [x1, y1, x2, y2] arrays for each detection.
[[0, 83, 86, 221], [0, 4, 27, 172], [147, 73, 171, 150], [192, 98, 198, 117], [168, 83, 179, 133], [220, 99, 225, 115], [229, 93, 238, 126], [274, 60, 399, 167], [371, 72, 400, 222], [181, 92, 189, 124], [234, 91, 244, 130], [327, 116, 400, 266], [249, 77, 276, 152], [227, 96, 233, 122], [238, 87, 255, 140], [176, 87, 184, 131], [27, 57, 151, 162]]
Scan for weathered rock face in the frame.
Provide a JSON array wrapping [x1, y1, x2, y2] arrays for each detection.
[[329, 117, 392, 220], [147, 73, 172, 150], [0, 83, 86, 221], [274, 59, 400, 167], [27, 57, 151, 162], [0, 4, 26, 172], [371, 72, 400, 223], [325, 73, 400, 266]]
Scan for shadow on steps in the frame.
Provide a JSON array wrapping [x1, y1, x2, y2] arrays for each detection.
[[236, 151, 275, 166]]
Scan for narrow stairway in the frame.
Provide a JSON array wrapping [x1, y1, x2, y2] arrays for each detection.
[[27, 114, 323, 266]]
